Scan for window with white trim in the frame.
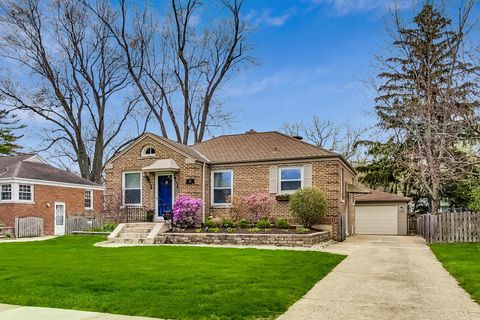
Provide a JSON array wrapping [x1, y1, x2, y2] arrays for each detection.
[[85, 190, 93, 209], [18, 184, 32, 201], [212, 170, 232, 205], [279, 167, 303, 193], [141, 146, 156, 157], [123, 172, 141, 205], [0, 184, 12, 200]]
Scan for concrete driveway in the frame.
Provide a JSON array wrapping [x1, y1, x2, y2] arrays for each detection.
[[278, 235, 480, 320]]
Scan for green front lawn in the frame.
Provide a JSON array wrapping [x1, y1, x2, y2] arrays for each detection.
[[0, 236, 345, 319], [430, 243, 480, 304]]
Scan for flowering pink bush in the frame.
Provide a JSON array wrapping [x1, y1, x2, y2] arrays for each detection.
[[245, 192, 273, 223], [173, 194, 202, 228]]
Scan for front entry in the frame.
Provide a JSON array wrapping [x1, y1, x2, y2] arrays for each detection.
[[157, 175, 173, 218], [54, 202, 66, 236]]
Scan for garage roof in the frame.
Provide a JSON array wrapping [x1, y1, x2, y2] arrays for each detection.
[[355, 189, 410, 203]]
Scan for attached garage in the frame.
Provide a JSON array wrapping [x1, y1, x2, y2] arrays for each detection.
[[355, 190, 409, 235]]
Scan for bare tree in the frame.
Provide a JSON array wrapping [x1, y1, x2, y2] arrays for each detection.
[[84, 0, 252, 144], [0, 0, 143, 182], [374, 2, 480, 213], [281, 116, 369, 164]]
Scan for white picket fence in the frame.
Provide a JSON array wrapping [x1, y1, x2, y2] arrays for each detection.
[[65, 216, 104, 234], [14, 217, 44, 238], [418, 212, 480, 243]]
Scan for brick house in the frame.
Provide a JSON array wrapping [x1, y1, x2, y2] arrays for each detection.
[[0, 154, 104, 235], [105, 130, 358, 239]]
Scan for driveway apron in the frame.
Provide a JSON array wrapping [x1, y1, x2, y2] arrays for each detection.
[[278, 235, 480, 320]]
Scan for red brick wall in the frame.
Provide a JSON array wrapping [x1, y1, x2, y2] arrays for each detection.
[[0, 185, 103, 235], [206, 159, 355, 240], [105, 136, 205, 214], [104, 135, 357, 240]]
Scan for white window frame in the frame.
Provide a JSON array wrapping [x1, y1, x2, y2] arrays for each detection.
[[17, 184, 34, 203], [0, 183, 12, 201], [278, 166, 303, 194], [122, 171, 142, 206], [211, 170, 233, 206], [85, 189, 93, 210], [141, 145, 156, 157], [340, 168, 345, 202]]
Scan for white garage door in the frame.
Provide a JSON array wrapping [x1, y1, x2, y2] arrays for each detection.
[[356, 205, 398, 235]]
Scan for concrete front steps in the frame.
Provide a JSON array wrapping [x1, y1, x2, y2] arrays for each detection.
[[108, 222, 171, 244]]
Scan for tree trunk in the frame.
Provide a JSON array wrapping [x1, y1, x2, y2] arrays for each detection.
[[431, 181, 440, 214]]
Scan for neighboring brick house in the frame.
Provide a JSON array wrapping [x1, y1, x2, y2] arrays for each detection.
[[0, 154, 104, 235], [105, 130, 358, 239]]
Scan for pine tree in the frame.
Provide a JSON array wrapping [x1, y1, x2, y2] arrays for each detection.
[[0, 109, 23, 154], [373, 2, 480, 213]]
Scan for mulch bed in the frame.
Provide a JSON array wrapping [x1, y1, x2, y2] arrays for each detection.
[[168, 227, 320, 235]]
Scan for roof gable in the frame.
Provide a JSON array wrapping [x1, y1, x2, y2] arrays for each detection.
[[107, 133, 209, 165]]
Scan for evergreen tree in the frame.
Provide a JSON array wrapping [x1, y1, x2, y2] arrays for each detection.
[[0, 109, 23, 154], [371, 2, 480, 213]]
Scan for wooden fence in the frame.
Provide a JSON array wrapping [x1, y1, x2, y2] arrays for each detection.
[[418, 212, 480, 243], [65, 216, 104, 234], [15, 217, 44, 238]]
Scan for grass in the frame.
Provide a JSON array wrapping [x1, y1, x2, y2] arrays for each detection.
[[0, 236, 345, 319], [430, 243, 480, 304]]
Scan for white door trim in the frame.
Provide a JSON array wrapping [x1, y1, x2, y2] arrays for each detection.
[[54, 201, 66, 236], [154, 172, 175, 222]]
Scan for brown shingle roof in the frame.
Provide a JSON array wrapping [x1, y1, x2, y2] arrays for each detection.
[[355, 189, 410, 203], [0, 154, 101, 187], [192, 131, 335, 164]]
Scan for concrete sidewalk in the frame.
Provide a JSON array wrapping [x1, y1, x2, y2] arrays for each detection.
[[0, 304, 162, 320], [277, 235, 480, 320]]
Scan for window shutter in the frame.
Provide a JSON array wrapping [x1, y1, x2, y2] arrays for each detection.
[[304, 164, 312, 188], [269, 166, 278, 194]]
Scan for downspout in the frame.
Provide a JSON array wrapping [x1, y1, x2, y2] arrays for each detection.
[[202, 161, 206, 223]]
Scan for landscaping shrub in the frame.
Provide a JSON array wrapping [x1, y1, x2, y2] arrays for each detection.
[[173, 194, 202, 228], [296, 226, 310, 234], [238, 219, 250, 228], [101, 223, 116, 232], [87, 223, 116, 232], [289, 188, 327, 228], [275, 218, 290, 229], [256, 218, 271, 229], [204, 217, 221, 228], [230, 195, 249, 221], [204, 219, 215, 228], [222, 218, 235, 228], [245, 192, 273, 223]]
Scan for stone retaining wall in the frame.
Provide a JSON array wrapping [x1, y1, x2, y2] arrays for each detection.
[[157, 231, 330, 247]]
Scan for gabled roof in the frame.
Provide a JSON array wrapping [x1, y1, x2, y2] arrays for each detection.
[[355, 189, 410, 203], [109, 131, 356, 173], [0, 154, 101, 187], [193, 131, 336, 163], [107, 133, 209, 164]]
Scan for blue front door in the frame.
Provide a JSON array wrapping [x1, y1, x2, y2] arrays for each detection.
[[157, 175, 173, 217]]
